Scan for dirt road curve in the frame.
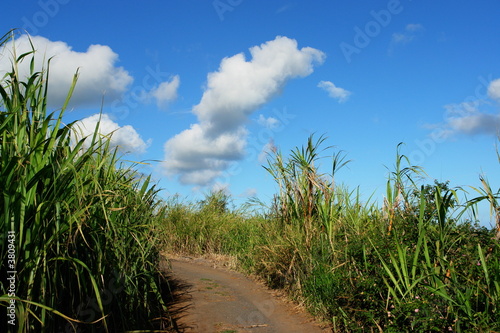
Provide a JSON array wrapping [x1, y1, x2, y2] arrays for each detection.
[[165, 256, 330, 333]]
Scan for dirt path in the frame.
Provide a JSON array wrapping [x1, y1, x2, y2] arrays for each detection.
[[164, 255, 331, 333]]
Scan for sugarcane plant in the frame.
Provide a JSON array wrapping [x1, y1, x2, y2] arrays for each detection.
[[0, 31, 169, 332]]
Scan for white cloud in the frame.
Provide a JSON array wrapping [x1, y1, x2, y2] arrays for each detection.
[[163, 124, 248, 184], [405, 23, 424, 32], [318, 80, 351, 103], [389, 24, 424, 54], [435, 79, 500, 137], [447, 112, 500, 136], [257, 114, 279, 128], [149, 75, 180, 108], [0, 35, 133, 107], [435, 101, 500, 138], [163, 36, 325, 185], [488, 78, 500, 101], [239, 188, 257, 197], [73, 113, 149, 154], [391, 33, 414, 44]]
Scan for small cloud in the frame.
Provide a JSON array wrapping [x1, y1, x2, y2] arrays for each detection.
[[488, 78, 500, 101], [73, 113, 149, 154], [445, 111, 500, 136], [389, 24, 424, 54], [318, 80, 351, 103], [149, 75, 180, 109], [431, 99, 500, 138], [439, 79, 500, 137], [257, 114, 279, 128], [239, 188, 257, 197], [391, 32, 414, 44], [405, 23, 424, 32]]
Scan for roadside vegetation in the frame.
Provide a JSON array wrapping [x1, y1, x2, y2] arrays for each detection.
[[1, 30, 499, 332], [161, 135, 500, 332], [0, 31, 171, 332]]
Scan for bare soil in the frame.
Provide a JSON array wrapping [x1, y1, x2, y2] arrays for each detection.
[[163, 254, 331, 333]]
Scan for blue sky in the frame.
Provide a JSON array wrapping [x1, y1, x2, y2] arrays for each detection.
[[2, 0, 500, 226]]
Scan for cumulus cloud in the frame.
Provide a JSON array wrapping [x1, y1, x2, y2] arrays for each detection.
[[148, 75, 180, 108], [0, 35, 133, 107], [318, 80, 351, 103], [73, 113, 149, 154], [163, 36, 325, 185]]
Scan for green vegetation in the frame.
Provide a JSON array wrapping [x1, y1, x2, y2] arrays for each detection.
[[0, 32, 170, 332], [1, 30, 499, 332], [161, 136, 499, 332]]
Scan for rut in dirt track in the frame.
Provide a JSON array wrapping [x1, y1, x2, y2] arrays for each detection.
[[164, 256, 331, 333]]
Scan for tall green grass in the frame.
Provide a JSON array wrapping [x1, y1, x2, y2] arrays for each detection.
[[162, 134, 499, 332], [160, 191, 266, 271], [0, 31, 170, 332]]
